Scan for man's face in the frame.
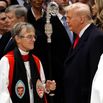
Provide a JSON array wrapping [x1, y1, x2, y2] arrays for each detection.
[[0, 12, 7, 33], [66, 9, 81, 34], [5, 10, 18, 31], [16, 27, 36, 52]]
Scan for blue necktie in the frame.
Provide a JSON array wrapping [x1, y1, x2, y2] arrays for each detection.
[[62, 16, 73, 44]]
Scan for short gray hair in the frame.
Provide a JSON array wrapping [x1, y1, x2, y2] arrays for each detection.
[[65, 2, 92, 20], [5, 5, 27, 20], [11, 22, 35, 38]]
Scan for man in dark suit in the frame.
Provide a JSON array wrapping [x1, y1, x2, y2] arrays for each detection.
[[64, 2, 103, 103], [0, 9, 11, 59], [4, 5, 27, 55], [27, 0, 72, 103]]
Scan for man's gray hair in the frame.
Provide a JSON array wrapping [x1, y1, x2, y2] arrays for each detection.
[[65, 2, 92, 20], [5, 5, 27, 20], [11, 22, 35, 38]]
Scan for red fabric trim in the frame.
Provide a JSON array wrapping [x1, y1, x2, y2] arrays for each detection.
[[5, 51, 14, 96], [6, 52, 47, 103], [32, 55, 40, 73]]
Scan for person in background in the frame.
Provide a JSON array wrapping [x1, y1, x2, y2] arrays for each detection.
[[5, 5, 27, 32], [27, 0, 46, 28], [0, 8, 10, 59], [0, 22, 56, 103], [87, 0, 95, 20], [30, 0, 73, 103], [91, 0, 103, 31], [64, 2, 103, 103], [4, 5, 27, 54]]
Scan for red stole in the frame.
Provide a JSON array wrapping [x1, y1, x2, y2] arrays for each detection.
[[5, 51, 47, 103]]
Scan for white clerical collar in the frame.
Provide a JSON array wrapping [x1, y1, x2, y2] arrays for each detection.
[[79, 24, 91, 38], [19, 48, 29, 55]]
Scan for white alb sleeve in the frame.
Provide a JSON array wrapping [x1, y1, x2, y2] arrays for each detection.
[[0, 56, 12, 103]]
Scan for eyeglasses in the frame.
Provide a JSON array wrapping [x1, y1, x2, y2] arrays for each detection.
[[19, 35, 37, 40]]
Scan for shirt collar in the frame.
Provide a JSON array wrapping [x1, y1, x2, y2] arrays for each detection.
[[19, 48, 29, 55], [79, 24, 91, 38]]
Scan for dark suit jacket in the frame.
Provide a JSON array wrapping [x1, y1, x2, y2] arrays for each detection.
[[27, 8, 46, 35], [0, 32, 11, 59], [64, 24, 103, 103], [27, 8, 72, 103], [3, 38, 16, 55]]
